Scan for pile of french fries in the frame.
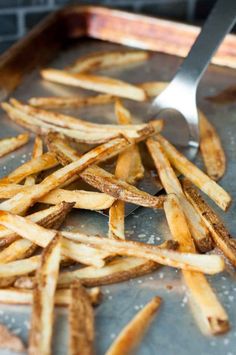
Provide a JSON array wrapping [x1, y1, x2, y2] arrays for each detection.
[[0, 49, 234, 354]]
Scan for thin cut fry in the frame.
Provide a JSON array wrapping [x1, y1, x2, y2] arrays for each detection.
[[29, 235, 61, 355], [69, 281, 94, 355], [138, 81, 167, 97], [0, 288, 102, 307], [146, 137, 212, 252], [0, 323, 25, 353], [0, 152, 58, 185], [157, 134, 231, 211], [62, 230, 224, 274], [46, 133, 165, 209], [164, 194, 229, 335], [29, 94, 114, 108], [0, 255, 40, 278], [25, 135, 43, 185], [41, 68, 146, 101], [199, 111, 226, 181], [106, 296, 161, 355], [68, 50, 150, 73], [183, 179, 236, 267], [0, 184, 115, 210], [0, 132, 29, 158]]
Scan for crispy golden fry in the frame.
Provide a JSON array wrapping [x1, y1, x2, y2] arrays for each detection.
[[0, 202, 73, 263], [0, 136, 132, 215], [106, 296, 161, 355], [68, 50, 150, 73], [157, 134, 231, 211], [0, 323, 26, 353], [29, 94, 114, 108], [0, 287, 102, 307], [164, 194, 229, 335], [138, 81, 167, 97], [183, 179, 236, 267], [0, 255, 40, 277], [25, 136, 43, 185], [29, 235, 61, 355], [0, 152, 58, 185], [0, 202, 74, 247], [0, 211, 109, 267], [47, 133, 165, 209], [41, 68, 146, 101], [109, 99, 144, 239], [62, 231, 224, 274], [0, 184, 115, 210], [69, 281, 94, 355], [146, 137, 212, 252], [0, 132, 29, 158], [199, 111, 226, 181]]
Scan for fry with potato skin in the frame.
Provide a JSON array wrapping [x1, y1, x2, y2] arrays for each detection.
[[156, 134, 231, 211], [106, 296, 161, 355], [0, 132, 29, 158], [41, 68, 146, 101], [146, 137, 212, 252], [199, 111, 226, 181], [183, 179, 236, 267], [69, 281, 94, 355], [25, 135, 43, 185], [29, 235, 61, 355], [164, 194, 229, 335], [68, 50, 150, 73]]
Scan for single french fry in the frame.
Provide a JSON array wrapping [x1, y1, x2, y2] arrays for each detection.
[[138, 81, 167, 97], [183, 179, 236, 267], [0, 287, 102, 307], [164, 194, 229, 335], [0, 211, 109, 267], [62, 230, 224, 274], [0, 152, 58, 185], [68, 50, 150, 73], [25, 135, 43, 185], [0, 132, 29, 158], [41, 68, 146, 101], [29, 94, 114, 108], [29, 235, 61, 355], [106, 296, 161, 355], [0, 323, 26, 353], [199, 111, 226, 181], [0, 184, 115, 210], [156, 134, 231, 211], [46, 133, 165, 209], [0, 136, 132, 215], [69, 281, 94, 355], [146, 137, 212, 252], [0, 255, 40, 277]]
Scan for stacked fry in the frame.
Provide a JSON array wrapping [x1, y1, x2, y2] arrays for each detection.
[[0, 49, 234, 354]]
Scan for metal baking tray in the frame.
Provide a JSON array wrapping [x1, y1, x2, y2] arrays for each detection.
[[1, 6, 236, 355]]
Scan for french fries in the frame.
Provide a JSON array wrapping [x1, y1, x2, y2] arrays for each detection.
[[29, 94, 114, 109], [156, 134, 231, 211], [25, 135, 43, 185], [0, 255, 40, 278], [164, 194, 229, 335], [29, 235, 61, 355], [106, 296, 161, 355], [109, 99, 144, 239], [183, 179, 236, 266], [69, 281, 94, 355], [62, 231, 224, 274], [138, 81, 168, 97], [0, 324, 25, 353], [41, 68, 146, 101], [146, 137, 212, 252], [199, 111, 226, 181], [0, 287, 102, 307], [47, 133, 165, 209], [0, 132, 29, 158], [0, 152, 58, 185], [68, 50, 150, 73]]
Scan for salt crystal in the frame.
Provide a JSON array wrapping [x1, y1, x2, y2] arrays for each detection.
[[108, 295, 113, 300], [224, 338, 229, 345], [134, 305, 139, 310], [138, 234, 146, 238], [159, 273, 164, 279], [110, 333, 116, 339], [137, 280, 143, 284]]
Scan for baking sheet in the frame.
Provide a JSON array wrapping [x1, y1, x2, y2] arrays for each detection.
[[0, 38, 236, 354]]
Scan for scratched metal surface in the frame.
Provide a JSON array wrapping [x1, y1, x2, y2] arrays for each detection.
[[0, 38, 236, 355]]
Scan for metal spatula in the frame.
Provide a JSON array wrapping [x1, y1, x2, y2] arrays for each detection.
[[123, 0, 236, 216]]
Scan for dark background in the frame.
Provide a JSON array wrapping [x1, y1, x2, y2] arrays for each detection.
[[0, 0, 217, 54]]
